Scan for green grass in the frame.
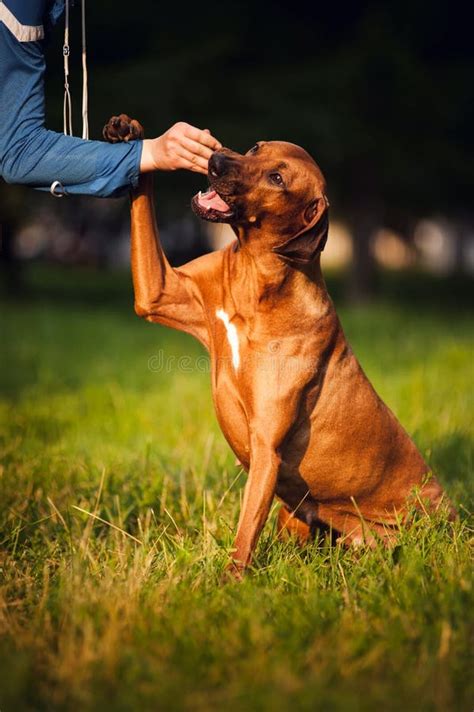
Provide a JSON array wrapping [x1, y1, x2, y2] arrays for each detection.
[[1, 266, 473, 712]]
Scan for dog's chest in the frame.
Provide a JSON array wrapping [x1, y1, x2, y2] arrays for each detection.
[[210, 310, 249, 461], [210, 308, 269, 459], [210, 305, 323, 384], [214, 308, 242, 371], [211, 308, 275, 381]]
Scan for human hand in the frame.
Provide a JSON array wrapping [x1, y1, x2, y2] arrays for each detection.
[[140, 122, 222, 175]]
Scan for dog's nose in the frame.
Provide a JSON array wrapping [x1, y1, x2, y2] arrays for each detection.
[[208, 152, 229, 179]]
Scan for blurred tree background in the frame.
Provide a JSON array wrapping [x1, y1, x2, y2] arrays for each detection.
[[1, 0, 474, 299]]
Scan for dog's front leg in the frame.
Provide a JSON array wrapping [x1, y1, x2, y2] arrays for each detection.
[[230, 433, 281, 575], [103, 114, 209, 348], [228, 366, 310, 576], [229, 392, 302, 575], [129, 176, 209, 348]]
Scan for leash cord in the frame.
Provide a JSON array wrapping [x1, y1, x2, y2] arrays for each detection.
[[62, 0, 89, 139], [54, 0, 89, 196], [62, 0, 72, 136], [81, 0, 89, 140]]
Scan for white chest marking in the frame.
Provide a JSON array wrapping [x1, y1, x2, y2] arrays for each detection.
[[216, 309, 240, 370]]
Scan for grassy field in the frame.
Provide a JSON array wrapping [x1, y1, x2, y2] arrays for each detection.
[[0, 266, 473, 712]]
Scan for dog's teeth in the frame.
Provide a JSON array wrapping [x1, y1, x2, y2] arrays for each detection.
[[198, 191, 202, 198]]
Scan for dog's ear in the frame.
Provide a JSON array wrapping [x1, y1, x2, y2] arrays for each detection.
[[272, 196, 329, 265]]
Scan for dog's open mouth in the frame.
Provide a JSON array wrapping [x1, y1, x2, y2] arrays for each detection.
[[191, 188, 234, 223]]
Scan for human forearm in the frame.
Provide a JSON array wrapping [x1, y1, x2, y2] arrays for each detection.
[[1, 127, 142, 197]]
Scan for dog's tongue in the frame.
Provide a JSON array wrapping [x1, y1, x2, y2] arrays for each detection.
[[197, 189, 230, 212]]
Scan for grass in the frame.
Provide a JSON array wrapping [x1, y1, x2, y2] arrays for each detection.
[[0, 265, 473, 712]]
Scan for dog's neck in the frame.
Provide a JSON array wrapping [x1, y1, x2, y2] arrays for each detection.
[[228, 226, 329, 312]]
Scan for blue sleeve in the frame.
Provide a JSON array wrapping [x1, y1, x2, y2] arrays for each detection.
[[3, 126, 143, 198], [0, 6, 143, 198]]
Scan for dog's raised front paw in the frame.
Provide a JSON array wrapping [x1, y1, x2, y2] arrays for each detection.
[[103, 114, 145, 143]]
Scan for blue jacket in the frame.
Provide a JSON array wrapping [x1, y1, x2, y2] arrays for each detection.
[[0, 0, 142, 197]]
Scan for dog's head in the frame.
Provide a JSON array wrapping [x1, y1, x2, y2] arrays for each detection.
[[192, 141, 329, 265]]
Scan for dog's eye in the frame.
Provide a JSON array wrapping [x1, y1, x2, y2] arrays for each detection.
[[269, 172, 283, 186], [249, 144, 259, 154]]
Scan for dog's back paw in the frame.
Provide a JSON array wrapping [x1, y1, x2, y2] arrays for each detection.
[[103, 114, 145, 143]]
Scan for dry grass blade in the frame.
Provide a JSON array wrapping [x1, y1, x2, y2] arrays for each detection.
[[71, 505, 143, 545]]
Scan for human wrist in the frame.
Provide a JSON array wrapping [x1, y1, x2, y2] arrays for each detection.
[[140, 138, 162, 172]]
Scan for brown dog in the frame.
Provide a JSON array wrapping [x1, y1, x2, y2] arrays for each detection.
[[104, 115, 454, 575]]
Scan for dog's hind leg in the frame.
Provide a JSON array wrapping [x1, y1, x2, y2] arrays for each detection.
[[277, 503, 336, 546], [316, 505, 401, 548], [277, 505, 312, 544]]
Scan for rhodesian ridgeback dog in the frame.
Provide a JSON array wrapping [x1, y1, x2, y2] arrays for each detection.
[[104, 115, 455, 576]]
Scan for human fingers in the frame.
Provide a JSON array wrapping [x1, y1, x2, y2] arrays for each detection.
[[181, 123, 222, 150], [174, 146, 209, 174], [180, 135, 215, 161]]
